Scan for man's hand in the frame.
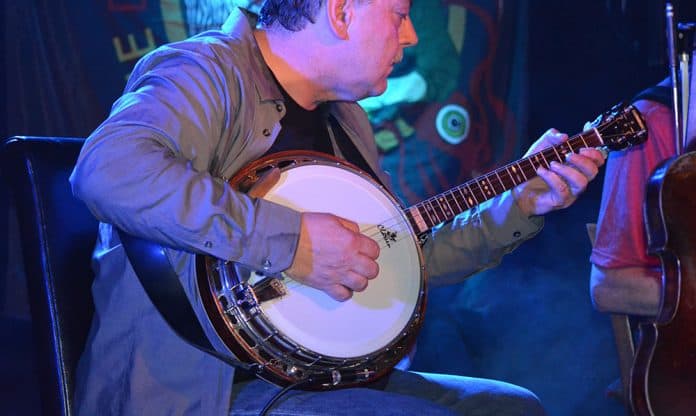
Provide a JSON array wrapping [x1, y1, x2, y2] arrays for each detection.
[[513, 128, 606, 216], [247, 167, 380, 302], [285, 213, 380, 302]]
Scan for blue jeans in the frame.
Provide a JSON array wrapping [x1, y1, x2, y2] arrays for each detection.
[[228, 370, 546, 415]]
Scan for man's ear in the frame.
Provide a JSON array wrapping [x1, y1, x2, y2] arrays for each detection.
[[327, 0, 353, 40]]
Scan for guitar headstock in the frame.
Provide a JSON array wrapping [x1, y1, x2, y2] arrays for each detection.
[[590, 103, 648, 151]]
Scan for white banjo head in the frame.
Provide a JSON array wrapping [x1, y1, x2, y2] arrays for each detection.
[[256, 162, 423, 358]]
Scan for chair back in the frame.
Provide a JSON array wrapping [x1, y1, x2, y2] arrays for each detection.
[[0, 136, 97, 416]]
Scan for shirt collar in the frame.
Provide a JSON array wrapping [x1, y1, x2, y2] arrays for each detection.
[[222, 7, 283, 103]]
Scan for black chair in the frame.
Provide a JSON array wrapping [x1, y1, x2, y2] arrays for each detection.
[[0, 136, 97, 416]]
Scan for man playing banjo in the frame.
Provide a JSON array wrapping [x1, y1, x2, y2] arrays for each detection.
[[70, 0, 606, 414]]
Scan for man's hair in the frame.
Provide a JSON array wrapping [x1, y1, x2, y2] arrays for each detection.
[[258, 0, 324, 31]]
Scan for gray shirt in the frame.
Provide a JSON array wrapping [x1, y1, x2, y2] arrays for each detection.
[[70, 8, 543, 416]]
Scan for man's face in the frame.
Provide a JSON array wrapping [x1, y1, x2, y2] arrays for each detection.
[[340, 0, 418, 99]]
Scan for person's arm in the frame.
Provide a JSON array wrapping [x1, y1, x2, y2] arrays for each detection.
[[70, 42, 301, 275], [589, 99, 675, 317], [425, 129, 605, 285], [423, 189, 544, 285], [590, 265, 661, 316]]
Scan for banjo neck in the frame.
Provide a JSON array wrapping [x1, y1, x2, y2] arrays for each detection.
[[402, 101, 649, 234], [404, 128, 606, 235]]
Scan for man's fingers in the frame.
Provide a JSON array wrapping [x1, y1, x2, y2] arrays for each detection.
[[341, 271, 371, 292], [326, 285, 353, 302], [349, 253, 380, 280], [337, 217, 380, 259], [357, 234, 380, 259]]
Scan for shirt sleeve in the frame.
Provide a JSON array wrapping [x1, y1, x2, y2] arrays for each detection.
[[424, 190, 544, 285], [590, 100, 675, 269], [69, 41, 301, 274]]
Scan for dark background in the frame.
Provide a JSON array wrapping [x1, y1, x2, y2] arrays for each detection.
[[2, 1, 695, 415]]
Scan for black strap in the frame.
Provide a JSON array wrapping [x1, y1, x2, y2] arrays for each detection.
[[328, 115, 383, 184], [118, 230, 261, 375]]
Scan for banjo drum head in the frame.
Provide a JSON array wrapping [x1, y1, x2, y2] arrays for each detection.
[[257, 162, 423, 358]]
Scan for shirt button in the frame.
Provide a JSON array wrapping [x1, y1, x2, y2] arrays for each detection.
[[275, 104, 284, 112], [204, 241, 213, 248], [262, 128, 271, 137], [263, 259, 272, 270], [513, 231, 521, 238]]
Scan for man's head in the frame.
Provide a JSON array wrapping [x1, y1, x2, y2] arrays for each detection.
[[256, 0, 418, 105]]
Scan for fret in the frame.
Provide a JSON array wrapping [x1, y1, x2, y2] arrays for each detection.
[[465, 183, 480, 205], [473, 181, 487, 203], [567, 140, 574, 153], [433, 198, 447, 224], [592, 129, 604, 146], [580, 131, 592, 147], [540, 151, 550, 169], [448, 189, 464, 212], [507, 165, 520, 186], [454, 186, 466, 208], [558, 144, 569, 160], [458, 186, 475, 208], [531, 154, 542, 170], [522, 159, 535, 178], [434, 197, 449, 221], [418, 203, 436, 228], [518, 159, 529, 175], [437, 194, 454, 218], [493, 170, 504, 193], [480, 176, 495, 198], [424, 200, 442, 225], [551, 145, 562, 162], [475, 179, 486, 201], [406, 207, 427, 234], [516, 161, 528, 181]]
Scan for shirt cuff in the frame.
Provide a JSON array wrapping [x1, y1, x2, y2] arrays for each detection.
[[237, 198, 302, 274], [481, 190, 544, 245]]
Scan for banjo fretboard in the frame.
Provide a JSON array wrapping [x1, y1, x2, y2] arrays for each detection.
[[404, 130, 604, 234]]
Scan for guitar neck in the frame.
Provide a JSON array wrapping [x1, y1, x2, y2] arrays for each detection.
[[404, 129, 605, 234]]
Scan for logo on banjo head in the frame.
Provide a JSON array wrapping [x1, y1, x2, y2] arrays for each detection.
[[378, 224, 398, 248]]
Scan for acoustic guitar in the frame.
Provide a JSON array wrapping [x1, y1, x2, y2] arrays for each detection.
[[632, 151, 696, 415]]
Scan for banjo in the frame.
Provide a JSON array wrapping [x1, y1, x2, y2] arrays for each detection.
[[193, 102, 648, 389]]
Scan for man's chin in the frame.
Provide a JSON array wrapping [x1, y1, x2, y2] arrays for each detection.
[[368, 81, 389, 99]]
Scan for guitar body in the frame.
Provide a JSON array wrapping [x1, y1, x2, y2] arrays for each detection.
[[197, 152, 426, 389], [632, 151, 696, 415]]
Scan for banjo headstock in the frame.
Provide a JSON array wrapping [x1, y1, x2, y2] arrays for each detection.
[[590, 103, 648, 151]]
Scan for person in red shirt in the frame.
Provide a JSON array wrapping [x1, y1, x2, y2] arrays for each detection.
[[590, 78, 675, 317]]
